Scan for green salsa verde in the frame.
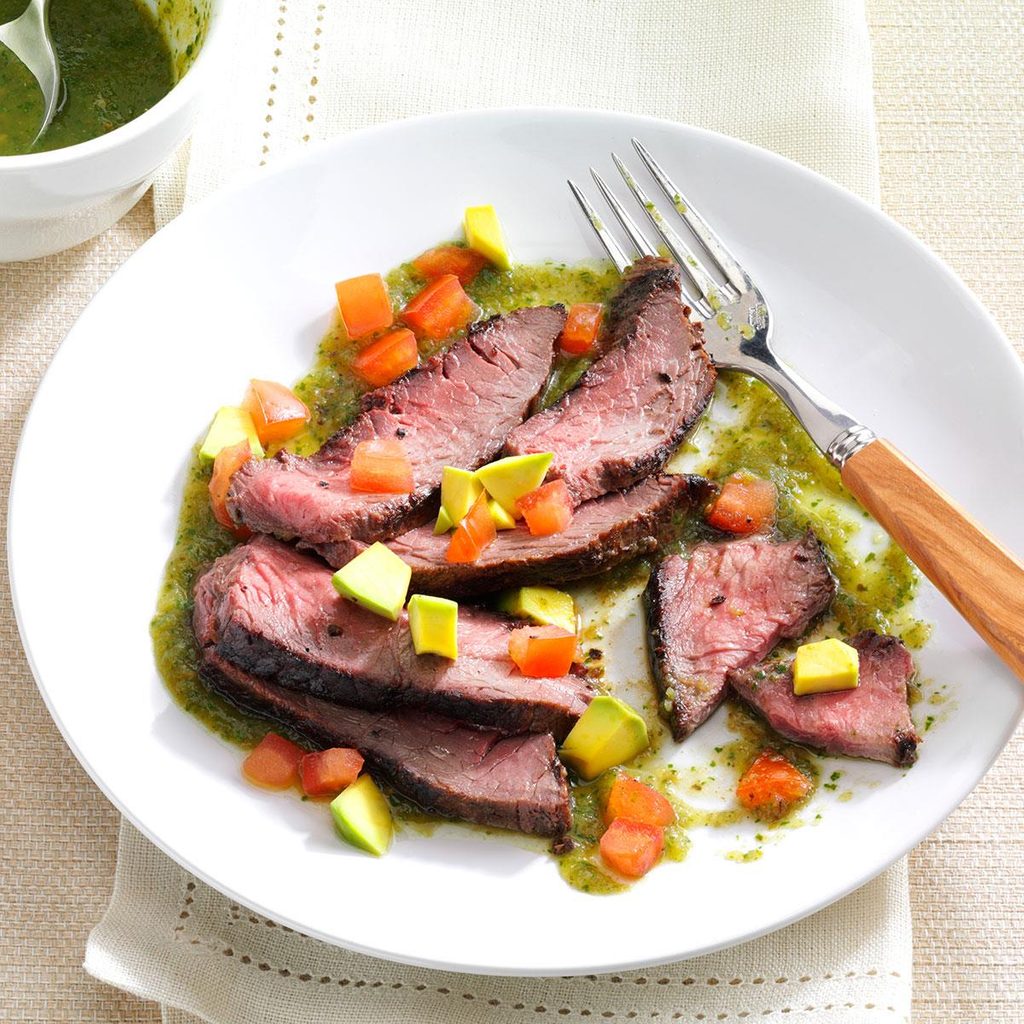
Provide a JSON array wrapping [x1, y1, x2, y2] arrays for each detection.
[[0, 0, 175, 156], [151, 254, 928, 892]]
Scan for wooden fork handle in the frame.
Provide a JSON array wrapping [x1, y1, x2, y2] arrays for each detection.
[[841, 437, 1024, 682]]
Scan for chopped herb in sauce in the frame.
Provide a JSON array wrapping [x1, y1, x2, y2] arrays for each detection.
[[0, 0, 178, 156]]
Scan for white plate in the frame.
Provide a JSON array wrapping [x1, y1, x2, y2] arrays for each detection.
[[10, 109, 1024, 975]]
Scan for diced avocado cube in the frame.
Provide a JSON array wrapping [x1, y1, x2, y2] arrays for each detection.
[[463, 204, 511, 270], [433, 506, 453, 535], [441, 466, 483, 525], [408, 594, 459, 659], [332, 543, 411, 621], [793, 638, 860, 695], [497, 586, 577, 635], [330, 775, 393, 856], [200, 406, 265, 461], [475, 453, 553, 516], [488, 498, 516, 531], [559, 695, 649, 780]]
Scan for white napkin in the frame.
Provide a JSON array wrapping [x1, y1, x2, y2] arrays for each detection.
[[154, 0, 879, 222], [88, 823, 911, 1024], [87, 1, 909, 1021]]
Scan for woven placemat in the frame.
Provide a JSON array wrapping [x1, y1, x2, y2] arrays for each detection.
[[1, 1, 1021, 1020], [869, 1, 1024, 1018]]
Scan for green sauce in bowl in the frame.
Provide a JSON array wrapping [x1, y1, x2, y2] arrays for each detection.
[[0, 0, 175, 156]]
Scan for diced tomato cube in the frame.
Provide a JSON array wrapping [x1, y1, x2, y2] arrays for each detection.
[[446, 491, 496, 563], [559, 303, 603, 355], [706, 473, 777, 535], [299, 747, 365, 797], [604, 776, 676, 827], [242, 379, 310, 446], [507, 624, 577, 677], [599, 818, 665, 879], [209, 440, 253, 539], [736, 749, 812, 820], [349, 439, 414, 494], [516, 479, 574, 536], [335, 273, 394, 340], [351, 328, 419, 388], [402, 274, 478, 340], [242, 732, 305, 790], [412, 245, 489, 286]]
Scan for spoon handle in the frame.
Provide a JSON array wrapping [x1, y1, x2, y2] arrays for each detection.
[[841, 437, 1024, 682]]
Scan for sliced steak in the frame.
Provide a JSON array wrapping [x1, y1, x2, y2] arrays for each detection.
[[644, 532, 836, 741], [193, 535, 592, 739], [385, 474, 713, 596], [203, 652, 571, 835], [503, 258, 715, 505], [227, 305, 566, 548], [728, 631, 920, 767]]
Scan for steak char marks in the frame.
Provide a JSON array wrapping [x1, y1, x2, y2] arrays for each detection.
[[203, 653, 571, 836], [227, 305, 565, 549], [503, 258, 715, 505], [729, 631, 921, 767], [645, 532, 836, 741], [387, 474, 713, 596], [193, 536, 592, 739]]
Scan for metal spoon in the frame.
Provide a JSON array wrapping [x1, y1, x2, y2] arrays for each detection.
[[0, 0, 61, 146]]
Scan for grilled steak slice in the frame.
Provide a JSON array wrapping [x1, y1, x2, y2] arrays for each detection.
[[503, 258, 715, 505], [193, 536, 592, 739], [203, 652, 571, 835], [644, 532, 836, 741], [227, 305, 566, 548], [728, 631, 920, 767], [384, 474, 713, 596]]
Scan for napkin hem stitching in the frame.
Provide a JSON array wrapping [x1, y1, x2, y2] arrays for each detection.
[[172, 885, 905, 1018]]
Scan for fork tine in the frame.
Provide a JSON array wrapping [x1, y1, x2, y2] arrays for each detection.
[[631, 138, 749, 295], [567, 179, 630, 273], [612, 153, 723, 314], [590, 169, 658, 260], [590, 169, 707, 315]]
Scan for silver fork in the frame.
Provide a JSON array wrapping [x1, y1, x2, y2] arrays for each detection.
[[570, 139, 1024, 685]]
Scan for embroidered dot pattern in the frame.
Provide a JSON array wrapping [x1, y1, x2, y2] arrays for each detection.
[[170, 879, 906, 1021], [302, 4, 326, 142], [260, 3, 288, 164]]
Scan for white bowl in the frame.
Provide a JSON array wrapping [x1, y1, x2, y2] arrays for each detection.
[[0, 0, 225, 262]]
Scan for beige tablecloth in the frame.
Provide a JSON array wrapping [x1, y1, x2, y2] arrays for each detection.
[[1, 1, 1021, 1020]]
